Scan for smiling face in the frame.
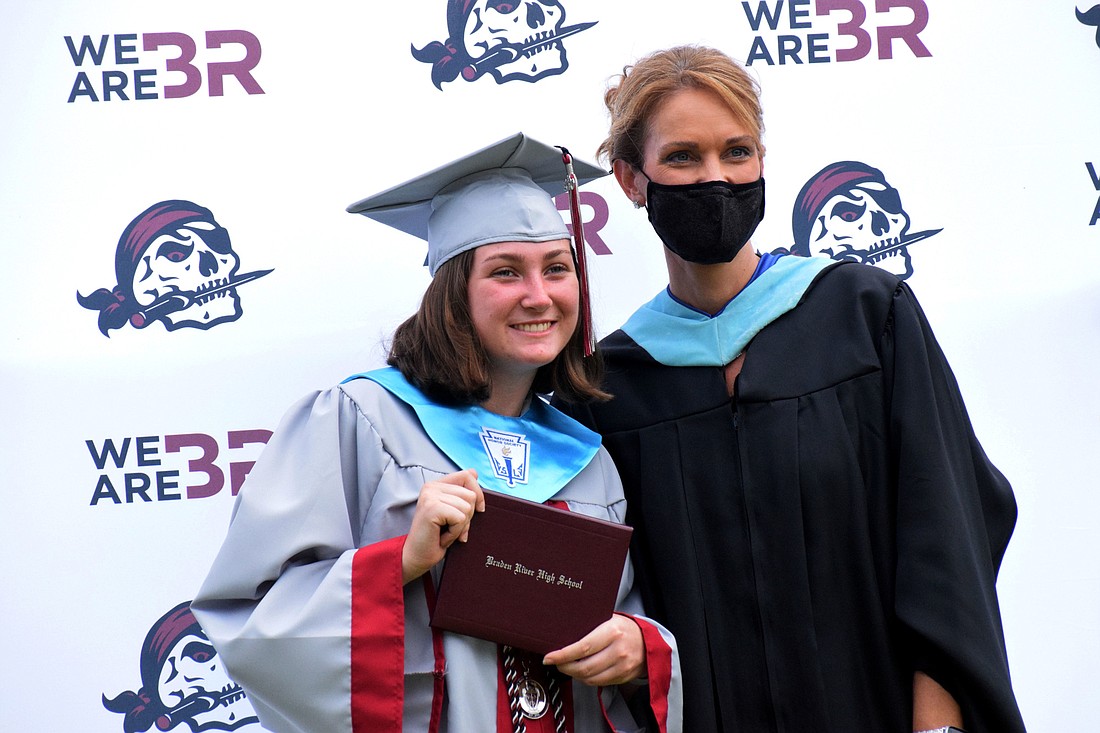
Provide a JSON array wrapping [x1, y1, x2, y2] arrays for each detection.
[[466, 239, 578, 391], [614, 86, 763, 201]]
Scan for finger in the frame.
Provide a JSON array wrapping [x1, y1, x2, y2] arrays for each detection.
[[446, 469, 486, 534], [421, 483, 478, 519], [438, 468, 479, 491], [429, 492, 481, 543], [543, 615, 619, 666], [432, 505, 475, 549], [554, 651, 619, 686], [469, 473, 485, 513], [431, 491, 478, 516], [450, 468, 485, 512], [545, 617, 643, 686], [543, 633, 603, 667], [425, 476, 481, 512]]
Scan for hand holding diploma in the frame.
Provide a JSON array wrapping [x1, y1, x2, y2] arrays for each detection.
[[543, 613, 647, 686], [403, 469, 485, 584]]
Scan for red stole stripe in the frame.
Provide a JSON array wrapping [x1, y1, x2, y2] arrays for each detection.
[[351, 535, 406, 733], [630, 614, 674, 733]]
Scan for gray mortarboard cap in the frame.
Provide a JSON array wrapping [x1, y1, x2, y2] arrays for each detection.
[[347, 132, 606, 275]]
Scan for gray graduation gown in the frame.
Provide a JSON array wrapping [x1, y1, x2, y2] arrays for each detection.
[[192, 378, 682, 733]]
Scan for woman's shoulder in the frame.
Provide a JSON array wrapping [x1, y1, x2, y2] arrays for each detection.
[[335, 373, 422, 429], [784, 260, 906, 334], [337, 372, 394, 402], [336, 373, 461, 472], [261, 378, 411, 447], [809, 259, 903, 300]]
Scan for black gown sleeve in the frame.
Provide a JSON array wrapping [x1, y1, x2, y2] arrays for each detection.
[[883, 282, 1025, 733]]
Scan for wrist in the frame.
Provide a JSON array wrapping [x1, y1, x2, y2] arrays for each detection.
[[400, 535, 425, 585], [915, 727, 967, 733]]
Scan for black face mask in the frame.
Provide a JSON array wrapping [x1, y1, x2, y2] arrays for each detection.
[[644, 176, 766, 264]]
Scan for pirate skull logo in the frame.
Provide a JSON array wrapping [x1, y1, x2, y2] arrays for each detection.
[[103, 602, 260, 732], [78, 200, 271, 336], [132, 220, 243, 328], [157, 633, 254, 731], [808, 181, 913, 279], [463, 0, 567, 82], [789, 161, 941, 281], [411, 0, 593, 88]]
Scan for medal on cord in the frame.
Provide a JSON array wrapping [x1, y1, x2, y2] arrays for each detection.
[[503, 645, 567, 732]]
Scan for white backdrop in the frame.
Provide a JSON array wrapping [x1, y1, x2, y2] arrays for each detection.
[[2, 1, 1098, 730]]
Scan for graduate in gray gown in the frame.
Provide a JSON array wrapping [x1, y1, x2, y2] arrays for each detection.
[[191, 134, 682, 733]]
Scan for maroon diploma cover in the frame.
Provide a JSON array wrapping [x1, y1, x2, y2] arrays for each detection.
[[430, 489, 632, 655]]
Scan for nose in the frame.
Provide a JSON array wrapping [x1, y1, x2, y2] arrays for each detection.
[[199, 249, 220, 277], [698, 155, 739, 185], [521, 274, 553, 310], [871, 210, 890, 236], [527, 2, 545, 28]]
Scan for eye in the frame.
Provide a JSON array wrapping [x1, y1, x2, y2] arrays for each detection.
[[491, 267, 519, 279], [725, 146, 752, 160], [545, 261, 573, 277], [156, 240, 193, 263], [830, 201, 866, 223], [182, 641, 216, 664], [488, 0, 518, 12]]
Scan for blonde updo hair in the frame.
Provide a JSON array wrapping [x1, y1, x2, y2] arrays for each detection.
[[597, 45, 765, 170]]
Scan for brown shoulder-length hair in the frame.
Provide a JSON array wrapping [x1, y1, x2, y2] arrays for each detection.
[[598, 45, 766, 170], [387, 249, 609, 406]]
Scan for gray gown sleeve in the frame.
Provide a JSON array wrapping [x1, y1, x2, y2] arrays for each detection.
[[191, 386, 392, 733]]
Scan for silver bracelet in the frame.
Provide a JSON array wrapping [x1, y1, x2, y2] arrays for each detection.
[[914, 727, 966, 733]]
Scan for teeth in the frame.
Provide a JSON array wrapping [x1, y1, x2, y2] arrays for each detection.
[[196, 278, 235, 304], [867, 237, 901, 262], [522, 31, 559, 57], [514, 322, 552, 333]]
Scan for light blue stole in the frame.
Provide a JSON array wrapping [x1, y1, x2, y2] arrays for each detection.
[[621, 254, 835, 367], [343, 367, 600, 504]]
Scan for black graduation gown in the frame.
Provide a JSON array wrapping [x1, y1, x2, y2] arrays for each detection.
[[557, 262, 1025, 733]]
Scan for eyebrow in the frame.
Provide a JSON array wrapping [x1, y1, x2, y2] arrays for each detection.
[[656, 135, 757, 154], [480, 247, 572, 264]]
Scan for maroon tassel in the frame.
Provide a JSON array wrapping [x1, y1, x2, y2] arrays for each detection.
[[557, 148, 595, 357]]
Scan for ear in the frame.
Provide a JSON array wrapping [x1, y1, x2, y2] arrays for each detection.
[[612, 159, 648, 207]]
